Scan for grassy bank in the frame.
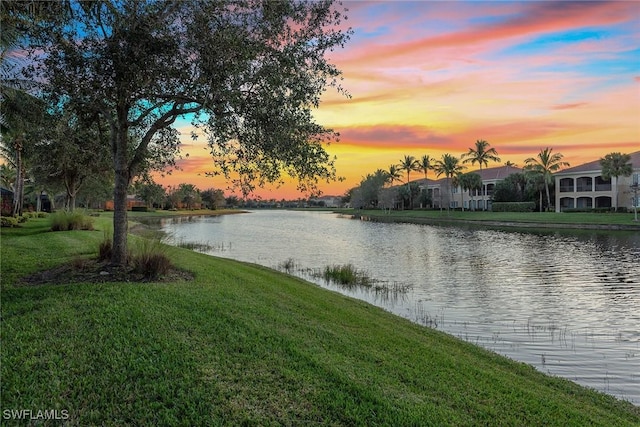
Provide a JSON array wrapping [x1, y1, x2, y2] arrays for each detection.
[[336, 208, 640, 229], [2, 218, 639, 425]]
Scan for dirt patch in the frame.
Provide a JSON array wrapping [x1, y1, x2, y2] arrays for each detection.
[[19, 259, 194, 286]]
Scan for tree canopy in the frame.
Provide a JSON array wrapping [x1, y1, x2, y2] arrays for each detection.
[[19, 0, 351, 264]]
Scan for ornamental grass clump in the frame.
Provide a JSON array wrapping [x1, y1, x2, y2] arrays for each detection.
[[98, 230, 113, 262], [129, 234, 172, 280], [49, 210, 94, 231]]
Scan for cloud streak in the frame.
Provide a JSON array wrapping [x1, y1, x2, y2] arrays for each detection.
[[166, 1, 639, 198]]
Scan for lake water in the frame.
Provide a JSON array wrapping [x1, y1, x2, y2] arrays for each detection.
[[156, 210, 640, 405]]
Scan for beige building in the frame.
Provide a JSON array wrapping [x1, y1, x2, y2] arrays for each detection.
[[554, 151, 640, 212], [417, 165, 522, 210]]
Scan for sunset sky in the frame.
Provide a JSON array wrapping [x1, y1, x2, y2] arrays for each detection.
[[160, 1, 640, 200]]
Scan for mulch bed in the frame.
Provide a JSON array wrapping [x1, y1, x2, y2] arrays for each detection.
[[19, 259, 194, 286]]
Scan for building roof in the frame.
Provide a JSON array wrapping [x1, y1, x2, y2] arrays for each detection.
[[413, 165, 522, 186], [474, 165, 523, 180], [556, 151, 640, 174]]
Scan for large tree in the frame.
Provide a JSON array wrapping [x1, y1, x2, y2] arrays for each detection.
[[600, 152, 632, 211], [462, 139, 500, 211], [524, 147, 569, 211], [23, 0, 350, 264], [31, 108, 113, 210]]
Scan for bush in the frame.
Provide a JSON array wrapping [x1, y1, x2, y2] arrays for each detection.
[[37, 212, 48, 218], [561, 207, 629, 213], [131, 206, 149, 212], [1, 216, 19, 228], [491, 202, 536, 212], [50, 210, 95, 231]]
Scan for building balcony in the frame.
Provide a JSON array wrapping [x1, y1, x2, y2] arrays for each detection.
[[595, 184, 612, 191]]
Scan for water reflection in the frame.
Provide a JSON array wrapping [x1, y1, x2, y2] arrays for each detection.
[[154, 210, 640, 405]]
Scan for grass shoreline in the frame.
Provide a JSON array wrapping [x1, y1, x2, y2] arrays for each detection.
[[2, 216, 639, 425], [334, 208, 640, 231]]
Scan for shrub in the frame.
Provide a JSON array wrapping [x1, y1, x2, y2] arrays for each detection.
[[561, 207, 629, 213], [1, 216, 19, 228], [50, 210, 95, 231], [37, 212, 48, 218], [131, 206, 149, 212], [491, 202, 536, 212]]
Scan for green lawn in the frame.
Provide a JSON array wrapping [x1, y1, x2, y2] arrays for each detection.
[[339, 208, 640, 227], [2, 218, 639, 425]]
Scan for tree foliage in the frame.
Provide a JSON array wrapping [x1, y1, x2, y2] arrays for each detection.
[[492, 173, 530, 203], [600, 152, 633, 211], [20, 0, 350, 264], [433, 154, 464, 211], [462, 140, 499, 210], [201, 188, 226, 210], [133, 177, 166, 209], [524, 147, 569, 211]]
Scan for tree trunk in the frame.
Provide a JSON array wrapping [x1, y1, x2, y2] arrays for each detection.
[[112, 126, 130, 266], [539, 191, 543, 212], [479, 165, 484, 211], [12, 139, 23, 216], [613, 177, 618, 211], [545, 183, 551, 212]]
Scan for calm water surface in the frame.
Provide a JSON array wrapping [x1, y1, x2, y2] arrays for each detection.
[[158, 210, 640, 404]]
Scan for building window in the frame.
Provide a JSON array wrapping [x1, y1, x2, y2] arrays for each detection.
[[576, 176, 592, 192], [576, 197, 592, 208], [559, 177, 573, 192], [595, 196, 612, 208], [560, 197, 574, 210], [595, 176, 611, 191]]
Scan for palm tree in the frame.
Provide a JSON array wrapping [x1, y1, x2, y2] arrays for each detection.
[[462, 140, 500, 210], [419, 155, 433, 208], [399, 155, 420, 208], [453, 174, 464, 211], [524, 147, 569, 211], [419, 155, 433, 181], [386, 164, 402, 187], [600, 152, 632, 211], [0, 163, 15, 189], [433, 154, 464, 211], [459, 172, 482, 211]]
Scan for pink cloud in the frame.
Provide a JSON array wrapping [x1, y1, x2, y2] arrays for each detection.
[[337, 1, 636, 68], [551, 103, 589, 110], [340, 125, 453, 149]]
